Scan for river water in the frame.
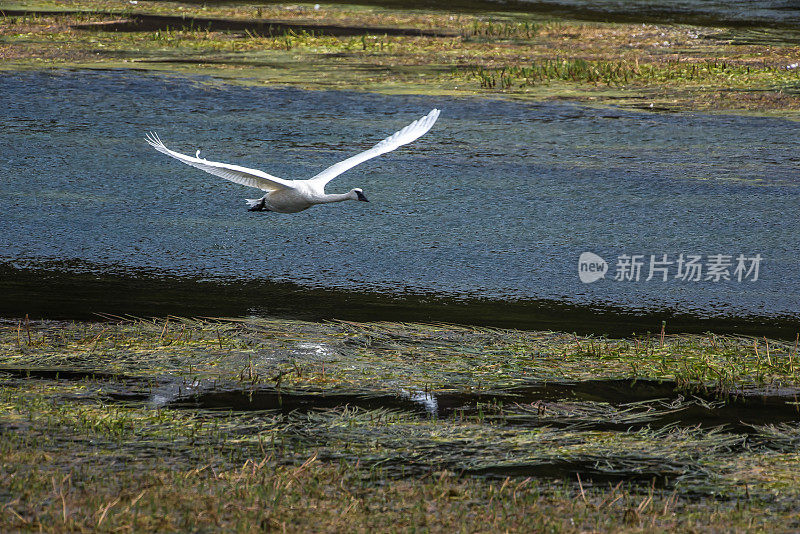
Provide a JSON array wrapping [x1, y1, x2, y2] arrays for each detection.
[[1, 70, 798, 333]]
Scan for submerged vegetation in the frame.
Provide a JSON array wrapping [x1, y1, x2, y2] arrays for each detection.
[[2, 1, 800, 114], [2, 317, 800, 531]]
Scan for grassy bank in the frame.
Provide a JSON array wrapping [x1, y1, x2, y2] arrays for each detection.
[[2, 1, 800, 115], [2, 317, 800, 531]]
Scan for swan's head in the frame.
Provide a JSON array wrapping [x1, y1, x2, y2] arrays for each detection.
[[351, 188, 369, 202]]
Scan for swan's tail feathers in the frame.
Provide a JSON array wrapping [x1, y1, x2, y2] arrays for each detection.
[[245, 198, 262, 208]]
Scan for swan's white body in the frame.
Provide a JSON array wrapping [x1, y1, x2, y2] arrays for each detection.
[[145, 109, 440, 213]]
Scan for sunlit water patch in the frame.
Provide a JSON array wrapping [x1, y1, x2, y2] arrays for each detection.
[[1, 70, 799, 328]]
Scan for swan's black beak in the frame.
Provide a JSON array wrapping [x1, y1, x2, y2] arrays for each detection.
[[355, 190, 369, 202]]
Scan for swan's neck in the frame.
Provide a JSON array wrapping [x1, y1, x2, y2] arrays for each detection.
[[317, 192, 354, 204]]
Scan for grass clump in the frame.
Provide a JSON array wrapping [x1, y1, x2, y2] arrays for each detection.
[[465, 57, 800, 92]]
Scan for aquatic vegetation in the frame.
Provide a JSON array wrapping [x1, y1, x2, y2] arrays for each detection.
[[464, 57, 800, 92], [2, 2, 800, 114], [1, 317, 800, 530]]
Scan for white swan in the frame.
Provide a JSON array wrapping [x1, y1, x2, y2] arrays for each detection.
[[145, 109, 440, 213]]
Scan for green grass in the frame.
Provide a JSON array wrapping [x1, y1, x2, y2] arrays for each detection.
[[464, 58, 800, 90], [3, 2, 800, 114], [2, 317, 800, 531]]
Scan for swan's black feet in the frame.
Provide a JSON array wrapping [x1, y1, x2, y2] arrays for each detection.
[[248, 198, 267, 212]]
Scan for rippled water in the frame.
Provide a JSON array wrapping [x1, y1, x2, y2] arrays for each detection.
[[2, 70, 799, 328]]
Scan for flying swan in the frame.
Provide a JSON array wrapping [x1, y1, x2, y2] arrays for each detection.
[[145, 109, 440, 213]]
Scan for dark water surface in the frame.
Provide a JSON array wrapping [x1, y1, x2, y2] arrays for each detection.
[[1, 70, 799, 334], [509, 0, 800, 30], [241, 0, 800, 30]]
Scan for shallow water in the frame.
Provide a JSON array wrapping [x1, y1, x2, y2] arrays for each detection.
[[2, 70, 799, 330]]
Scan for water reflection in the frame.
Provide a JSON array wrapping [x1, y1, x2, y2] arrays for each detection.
[[150, 378, 208, 408], [401, 390, 439, 416]]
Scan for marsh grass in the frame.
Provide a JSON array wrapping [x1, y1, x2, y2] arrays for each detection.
[[458, 18, 555, 40], [466, 58, 800, 90], [5, 442, 792, 532], [2, 317, 800, 531], [3, 2, 800, 113]]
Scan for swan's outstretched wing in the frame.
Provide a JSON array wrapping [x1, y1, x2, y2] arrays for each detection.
[[145, 132, 295, 192], [308, 109, 440, 188]]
